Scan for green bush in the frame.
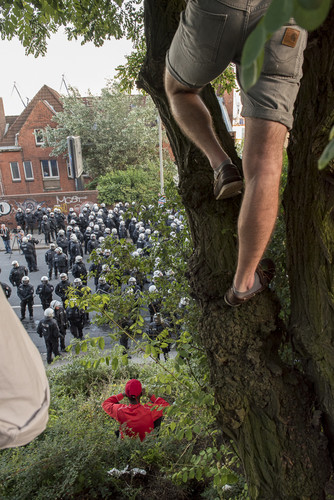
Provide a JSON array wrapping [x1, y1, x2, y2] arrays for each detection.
[[0, 351, 246, 500], [97, 159, 176, 205]]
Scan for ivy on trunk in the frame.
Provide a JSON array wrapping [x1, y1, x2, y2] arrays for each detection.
[[138, 0, 334, 497]]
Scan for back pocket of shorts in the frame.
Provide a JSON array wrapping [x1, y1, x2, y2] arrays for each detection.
[[262, 24, 308, 79], [180, 0, 227, 64]]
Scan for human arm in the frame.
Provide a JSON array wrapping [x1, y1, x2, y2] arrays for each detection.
[[101, 393, 126, 421]]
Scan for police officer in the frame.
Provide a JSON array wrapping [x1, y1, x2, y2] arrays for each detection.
[[24, 208, 35, 234], [36, 276, 54, 310], [15, 207, 26, 230], [68, 234, 82, 268], [9, 261, 29, 289], [66, 303, 85, 339], [37, 308, 62, 364], [72, 255, 88, 285], [51, 300, 68, 351], [49, 212, 57, 241], [55, 273, 71, 306], [96, 276, 111, 294], [41, 215, 51, 244], [87, 234, 98, 254], [54, 247, 68, 275], [0, 267, 12, 299], [56, 230, 69, 255], [17, 275, 34, 320], [34, 205, 45, 234], [20, 237, 36, 272], [45, 243, 57, 280]]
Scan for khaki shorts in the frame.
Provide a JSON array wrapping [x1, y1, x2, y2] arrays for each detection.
[[166, 0, 308, 130]]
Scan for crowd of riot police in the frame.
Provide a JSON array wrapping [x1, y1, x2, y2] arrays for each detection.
[[4, 201, 190, 364]]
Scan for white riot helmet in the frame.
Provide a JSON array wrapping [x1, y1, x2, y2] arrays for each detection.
[[41, 276, 49, 282], [22, 276, 30, 284], [50, 300, 62, 309], [44, 308, 54, 318], [75, 255, 83, 263], [149, 285, 157, 293]]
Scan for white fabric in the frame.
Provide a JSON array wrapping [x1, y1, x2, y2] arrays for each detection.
[[0, 288, 50, 449]]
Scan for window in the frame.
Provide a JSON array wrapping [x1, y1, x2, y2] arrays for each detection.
[[34, 129, 44, 146], [23, 161, 34, 181], [67, 160, 74, 178], [10, 162, 21, 181], [41, 160, 59, 178]]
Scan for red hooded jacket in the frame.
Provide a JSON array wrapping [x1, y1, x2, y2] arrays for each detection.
[[102, 393, 170, 441]]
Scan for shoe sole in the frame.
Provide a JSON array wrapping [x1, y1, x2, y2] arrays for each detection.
[[216, 180, 243, 200]]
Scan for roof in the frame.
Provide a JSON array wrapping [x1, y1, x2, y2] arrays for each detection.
[[0, 85, 63, 147]]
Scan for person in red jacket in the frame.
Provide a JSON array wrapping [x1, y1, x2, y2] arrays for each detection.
[[102, 379, 170, 441]]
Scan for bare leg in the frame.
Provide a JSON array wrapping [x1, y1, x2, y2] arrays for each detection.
[[234, 118, 287, 292], [165, 70, 286, 297], [165, 70, 229, 170]]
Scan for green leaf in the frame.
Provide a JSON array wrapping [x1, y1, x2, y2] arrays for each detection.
[[241, 19, 266, 67], [182, 471, 188, 483], [112, 357, 118, 370], [297, 0, 323, 9], [240, 49, 264, 92], [293, 0, 331, 31], [81, 341, 87, 352], [98, 337, 105, 350], [318, 138, 334, 170], [329, 125, 334, 141], [145, 344, 151, 355], [195, 469, 202, 481], [75, 343, 81, 354], [170, 421, 176, 432], [264, 0, 293, 32], [186, 428, 192, 441]]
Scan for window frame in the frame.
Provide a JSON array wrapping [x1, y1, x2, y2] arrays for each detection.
[[34, 129, 45, 146], [23, 161, 34, 181], [41, 159, 60, 179], [10, 162, 21, 182]]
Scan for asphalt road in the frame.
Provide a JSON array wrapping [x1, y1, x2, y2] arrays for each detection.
[[0, 242, 118, 364]]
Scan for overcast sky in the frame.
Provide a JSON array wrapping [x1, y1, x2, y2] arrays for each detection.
[[0, 29, 133, 116]]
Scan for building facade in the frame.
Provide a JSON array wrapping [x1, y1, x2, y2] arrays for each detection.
[[0, 85, 76, 196]]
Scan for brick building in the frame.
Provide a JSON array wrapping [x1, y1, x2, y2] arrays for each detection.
[[0, 86, 97, 226], [0, 85, 76, 195]]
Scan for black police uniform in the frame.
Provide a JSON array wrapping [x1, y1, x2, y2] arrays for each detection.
[[17, 282, 34, 319], [37, 317, 61, 364]]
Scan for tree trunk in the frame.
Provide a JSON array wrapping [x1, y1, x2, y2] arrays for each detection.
[[138, 1, 332, 497], [285, 6, 334, 462]]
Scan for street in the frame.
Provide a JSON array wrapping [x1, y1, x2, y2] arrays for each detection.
[[1, 242, 121, 364]]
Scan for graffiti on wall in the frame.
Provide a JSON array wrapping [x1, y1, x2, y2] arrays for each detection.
[[55, 195, 94, 214]]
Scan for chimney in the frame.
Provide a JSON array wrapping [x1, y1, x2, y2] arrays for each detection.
[[0, 98, 5, 140]]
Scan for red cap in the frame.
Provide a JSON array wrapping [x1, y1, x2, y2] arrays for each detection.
[[125, 379, 142, 398]]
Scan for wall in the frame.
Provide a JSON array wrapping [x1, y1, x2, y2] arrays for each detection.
[[0, 190, 98, 227], [0, 101, 76, 196]]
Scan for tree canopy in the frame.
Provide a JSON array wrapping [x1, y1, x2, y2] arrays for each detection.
[[45, 84, 161, 177]]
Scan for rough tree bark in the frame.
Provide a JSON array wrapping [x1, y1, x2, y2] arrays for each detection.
[[285, 8, 334, 462], [137, 1, 334, 498]]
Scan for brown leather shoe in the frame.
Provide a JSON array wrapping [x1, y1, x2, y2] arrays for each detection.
[[224, 259, 275, 307], [214, 163, 243, 200]]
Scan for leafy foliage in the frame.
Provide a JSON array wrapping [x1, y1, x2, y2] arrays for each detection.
[[318, 124, 334, 171], [0, 0, 143, 56], [96, 159, 176, 205], [45, 84, 162, 177]]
